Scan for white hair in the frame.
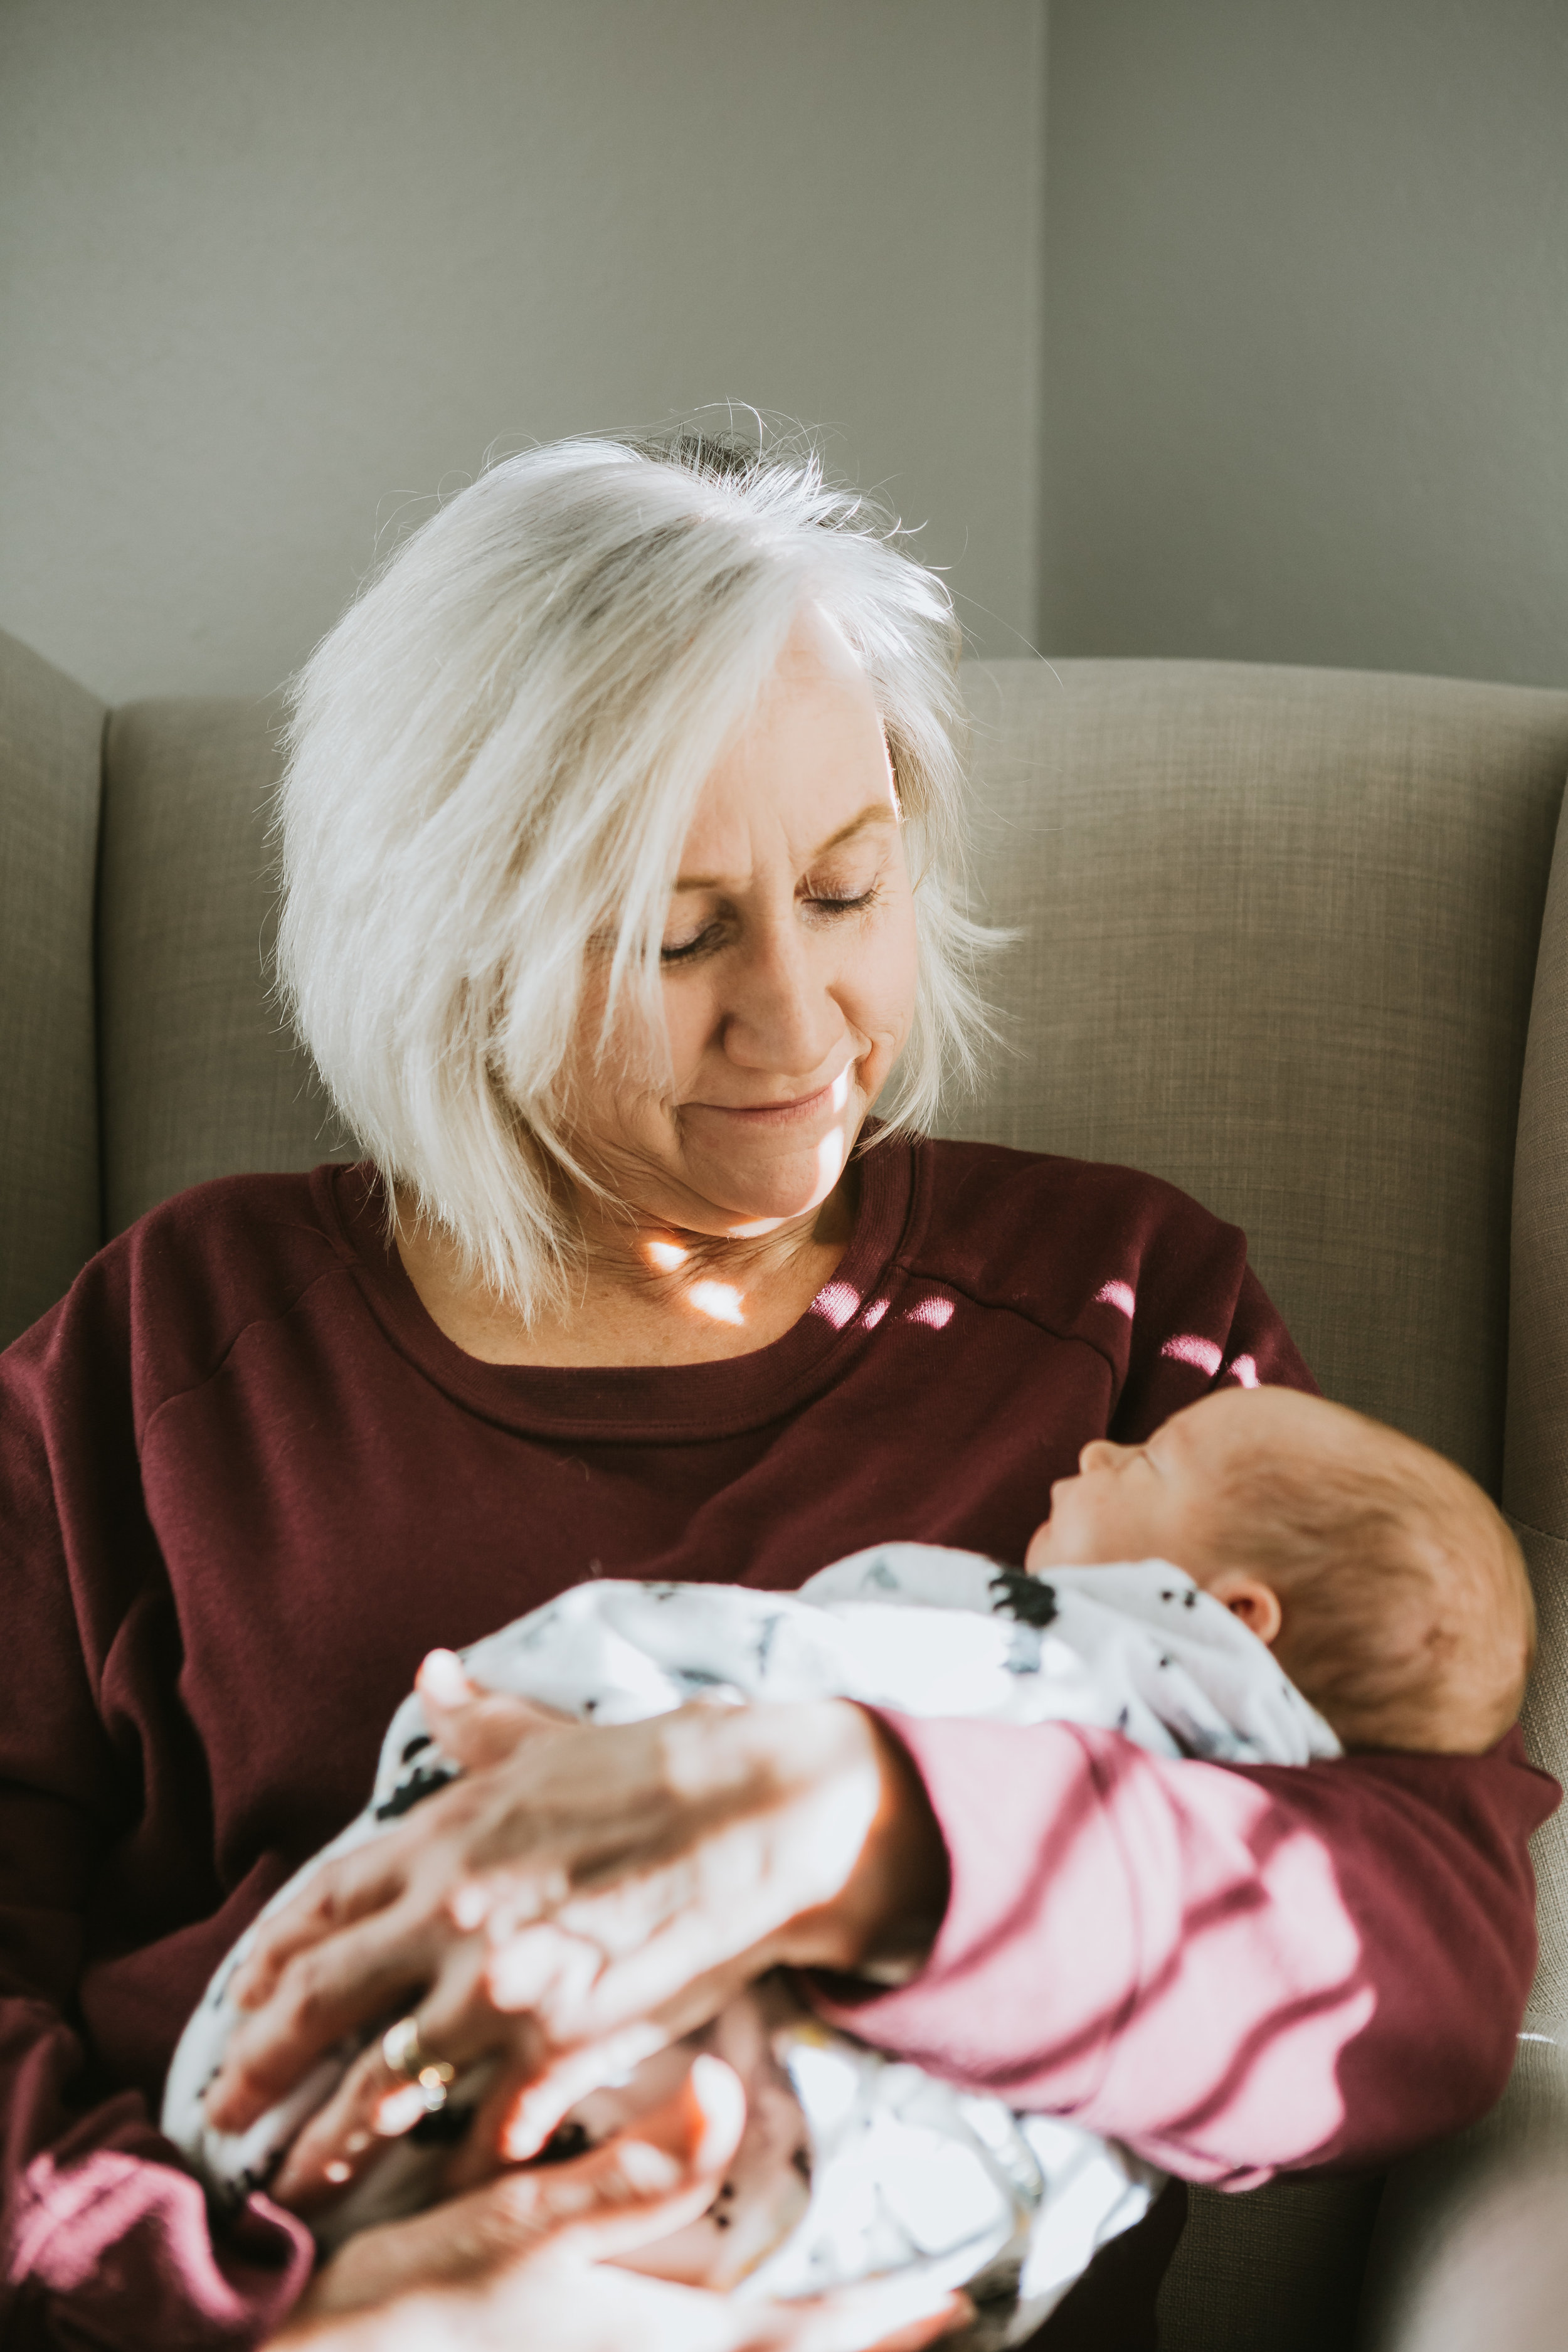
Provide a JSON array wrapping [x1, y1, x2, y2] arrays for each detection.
[[275, 430, 997, 1319]]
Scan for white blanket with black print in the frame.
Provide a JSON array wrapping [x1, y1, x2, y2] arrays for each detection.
[[163, 1551, 1340, 2347]]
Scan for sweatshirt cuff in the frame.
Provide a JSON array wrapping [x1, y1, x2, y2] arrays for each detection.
[[807, 1710, 1142, 2112], [8, 2147, 314, 2349]]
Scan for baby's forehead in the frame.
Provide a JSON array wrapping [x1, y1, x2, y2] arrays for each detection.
[[1175, 1391, 1450, 1527], [1171, 1385, 1377, 1468]]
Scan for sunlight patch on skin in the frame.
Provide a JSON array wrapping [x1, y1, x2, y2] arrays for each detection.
[[1161, 1333, 1222, 1376], [688, 1279, 746, 1327], [645, 1239, 689, 1273], [374, 2082, 432, 2137], [1095, 1279, 1136, 1317], [816, 1126, 846, 1197]]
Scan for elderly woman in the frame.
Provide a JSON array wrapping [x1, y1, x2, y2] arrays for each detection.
[[0, 435, 1554, 2352]]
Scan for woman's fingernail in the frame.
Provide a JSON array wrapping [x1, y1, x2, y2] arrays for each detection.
[[500, 2108, 548, 2161], [374, 2083, 431, 2137], [615, 2138, 685, 2196], [687, 2055, 746, 2166], [418, 1648, 472, 1707]]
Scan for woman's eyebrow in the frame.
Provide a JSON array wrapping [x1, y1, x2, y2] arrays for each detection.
[[674, 802, 896, 891], [811, 802, 899, 857]]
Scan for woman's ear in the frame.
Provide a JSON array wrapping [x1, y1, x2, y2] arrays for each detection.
[[1204, 1571, 1284, 1648]]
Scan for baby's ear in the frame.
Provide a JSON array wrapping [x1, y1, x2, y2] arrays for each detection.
[[1204, 1572, 1284, 1647]]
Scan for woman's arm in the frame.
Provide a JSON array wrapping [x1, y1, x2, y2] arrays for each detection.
[[204, 1643, 1556, 2203], [0, 1272, 319, 2348], [808, 1714, 1559, 2185], [0, 1978, 313, 2350]]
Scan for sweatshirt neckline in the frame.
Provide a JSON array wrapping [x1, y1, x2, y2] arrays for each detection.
[[316, 1138, 921, 1443]]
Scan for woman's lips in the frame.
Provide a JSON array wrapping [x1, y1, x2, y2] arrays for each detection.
[[687, 1067, 853, 1128]]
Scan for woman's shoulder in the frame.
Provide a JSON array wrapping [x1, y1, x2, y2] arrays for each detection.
[[899, 1135, 1264, 1364], [908, 1135, 1244, 1271], [3, 1163, 362, 1414]]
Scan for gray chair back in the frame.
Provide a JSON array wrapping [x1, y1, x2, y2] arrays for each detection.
[[0, 635, 103, 1340], [945, 659, 1568, 2348]]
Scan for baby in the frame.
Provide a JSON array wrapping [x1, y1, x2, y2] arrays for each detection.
[[164, 1387, 1534, 2347], [1027, 1384, 1533, 1756]]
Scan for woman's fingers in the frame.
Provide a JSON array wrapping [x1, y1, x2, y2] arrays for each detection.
[[296, 2056, 746, 2321], [266, 1939, 507, 2205], [228, 1845, 413, 2013], [539, 2054, 747, 2259], [217, 1700, 917, 2172], [417, 1651, 576, 1771], [273, 2053, 969, 2352], [207, 1902, 447, 2134], [767, 2283, 973, 2352]]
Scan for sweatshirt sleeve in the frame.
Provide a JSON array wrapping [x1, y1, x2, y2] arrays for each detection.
[[0, 1268, 314, 2350], [809, 1716, 1559, 2188]]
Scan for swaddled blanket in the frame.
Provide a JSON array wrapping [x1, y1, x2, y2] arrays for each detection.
[[164, 1549, 1339, 2345]]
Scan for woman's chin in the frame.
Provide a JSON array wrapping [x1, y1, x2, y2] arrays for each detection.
[[701, 1185, 835, 1239], [669, 1143, 854, 1237]]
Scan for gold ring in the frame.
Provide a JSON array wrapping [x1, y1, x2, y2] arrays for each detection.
[[381, 2015, 457, 2112]]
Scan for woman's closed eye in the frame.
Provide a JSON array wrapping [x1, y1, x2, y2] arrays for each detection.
[[802, 879, 881, 923], [659, 881, 882, 964], [660, 919, 729, 965]]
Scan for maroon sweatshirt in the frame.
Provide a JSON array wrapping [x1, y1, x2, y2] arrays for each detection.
[[0, 1139, 1555, 2349]]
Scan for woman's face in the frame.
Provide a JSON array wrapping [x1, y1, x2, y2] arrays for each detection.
[[571, 606, 919, 1239]]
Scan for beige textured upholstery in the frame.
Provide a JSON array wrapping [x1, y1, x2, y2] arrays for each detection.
[[951, 659, 1568, 1491], [943, 660, 1568, 2349], [1360, 788, 1568, 2348], [99, 697, 349, 1237], [0, 633, 103, 1345], [4, 635, 1568, 2348], [1507, 788, 1568, 2030]]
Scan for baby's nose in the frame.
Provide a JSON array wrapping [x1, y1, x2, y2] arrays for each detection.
[[1078, 1438, 1122, 1474]]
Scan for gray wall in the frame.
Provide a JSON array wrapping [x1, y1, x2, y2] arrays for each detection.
[[1040, 0, 1568, 689], [0, 1, 1045, 703], [10, 3, 1567, 705]]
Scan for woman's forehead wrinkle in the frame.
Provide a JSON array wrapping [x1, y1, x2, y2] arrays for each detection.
[[673, 802, 896, 894]]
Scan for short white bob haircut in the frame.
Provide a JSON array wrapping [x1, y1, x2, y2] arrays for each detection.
[[275, 428, 995, 1320]]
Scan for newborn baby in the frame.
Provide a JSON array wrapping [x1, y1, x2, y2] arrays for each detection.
[[164, 1387, 1534, 2346], [1027, 1384, 1533, 1756]]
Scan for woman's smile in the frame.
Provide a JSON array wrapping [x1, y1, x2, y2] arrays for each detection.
[[685, 1061, 856, 1128]]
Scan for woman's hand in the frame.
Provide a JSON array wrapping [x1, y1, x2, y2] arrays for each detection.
[[272, 2055, 970, 2352], [207, 1666, 947, 2208]]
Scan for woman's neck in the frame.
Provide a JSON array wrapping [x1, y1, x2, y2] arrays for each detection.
[[393, 1170, 859, 1369]]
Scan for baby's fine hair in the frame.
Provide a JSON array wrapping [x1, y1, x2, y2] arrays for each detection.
[[1209, 1416, 1534, 1754]]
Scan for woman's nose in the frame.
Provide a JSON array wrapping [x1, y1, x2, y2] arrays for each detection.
[[722, 920, 843, 1076]]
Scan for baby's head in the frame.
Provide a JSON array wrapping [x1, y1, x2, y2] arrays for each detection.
[[1026, 1387, 1534, 1754]]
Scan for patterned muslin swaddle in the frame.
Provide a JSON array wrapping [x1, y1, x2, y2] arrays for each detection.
[[163, 1549, 1339, 2347]]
